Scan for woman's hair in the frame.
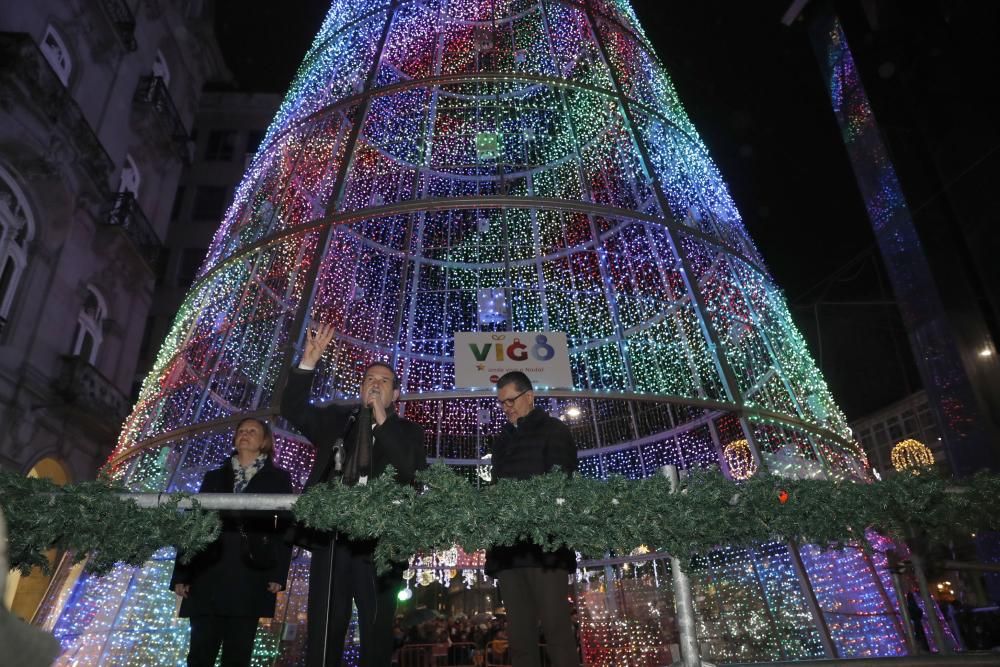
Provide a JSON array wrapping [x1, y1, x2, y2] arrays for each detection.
[[234, 417, 275, 456]]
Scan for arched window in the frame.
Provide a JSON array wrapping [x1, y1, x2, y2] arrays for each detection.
[[71, 287, 107, 365], [152, 50, 171, 88], [4, 456, 72, 618], [40, 26, 72, 86], [119, 154, 140, 196], [0, 164, 35, 333]]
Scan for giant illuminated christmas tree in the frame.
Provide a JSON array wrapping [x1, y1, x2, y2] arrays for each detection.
[[34, 1, 918, 664]]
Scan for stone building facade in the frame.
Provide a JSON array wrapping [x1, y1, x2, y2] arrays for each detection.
[[0, 0, 226, 618]]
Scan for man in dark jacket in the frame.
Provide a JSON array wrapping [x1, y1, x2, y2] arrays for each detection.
[[485, 371, 580, 667], [171, 417, 293, 667], [281, 322, 426, 667]]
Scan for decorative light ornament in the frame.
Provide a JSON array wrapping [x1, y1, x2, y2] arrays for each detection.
[[891, 439, 934, 472], [476, 453, 493, 483], [723, 439, 757, 480], [436, 546, 459, 568]]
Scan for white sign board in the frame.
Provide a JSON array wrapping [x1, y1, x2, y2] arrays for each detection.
[[454, 331, 573, 389]]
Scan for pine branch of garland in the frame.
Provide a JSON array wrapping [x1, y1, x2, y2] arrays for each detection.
[[0, 472, 220, 576], [4, 465, 1000, 576], [294, 464, 1000, 571]]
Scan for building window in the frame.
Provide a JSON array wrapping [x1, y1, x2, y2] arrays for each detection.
[[0, 164, 35, 333], [138, 314, 157, 360], [191, 186, 228, 220], [888, 419, 903, 441], [170, 185, 186, 221], [119, 154, 141, 196], [72, 287, 107, 365], [152, 251, 169, 288], [0, 257, 18, 328], [205, 130, 238, 161], [40, 26, 72, 86], [152, 49, 171, 88]]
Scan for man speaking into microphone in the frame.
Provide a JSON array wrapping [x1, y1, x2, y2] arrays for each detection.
[[281, 322, 426, 667]]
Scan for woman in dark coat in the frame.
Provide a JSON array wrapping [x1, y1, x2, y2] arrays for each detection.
[[170, 417, 294, 667]]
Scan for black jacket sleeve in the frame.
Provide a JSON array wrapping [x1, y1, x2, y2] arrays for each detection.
[[543, 418, 578, 475], [169, 471, 218, 588], [280, 366, 352, 460], [374, 417, 427, 484], [280, 367, 330, 444]]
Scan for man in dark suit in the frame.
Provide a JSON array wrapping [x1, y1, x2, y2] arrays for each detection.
[[281, 322, 426, 667], [171, 417, 294, 667], [485, 371, 580, 667]]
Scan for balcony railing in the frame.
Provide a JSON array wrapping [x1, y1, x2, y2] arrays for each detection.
[[0, 34, 114, 190], [105, 192, 162, 269], [100, 0, 138, 52], [55, 356, 131, 427], [133, 75, 191, 162]]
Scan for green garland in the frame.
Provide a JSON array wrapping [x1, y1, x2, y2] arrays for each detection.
[[4, 465, 1000, 575], [0, 472, 220, 576], [295, 465, 1000, 570]]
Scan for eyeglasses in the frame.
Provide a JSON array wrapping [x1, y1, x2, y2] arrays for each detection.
[[497, 389, 529, 408]]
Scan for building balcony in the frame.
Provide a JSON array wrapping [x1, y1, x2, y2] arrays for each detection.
[[100, 0, 138, 52], [104, 192, 162, 270], [0, 33, 114, 191], [133, 75, 192, 162], [55, 355, 131, 429]]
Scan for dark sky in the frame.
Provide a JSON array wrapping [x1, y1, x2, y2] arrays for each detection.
[[213, 1, 916, 418]]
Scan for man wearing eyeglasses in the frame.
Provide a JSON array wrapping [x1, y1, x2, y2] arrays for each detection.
[[485, 371, 580, 667]]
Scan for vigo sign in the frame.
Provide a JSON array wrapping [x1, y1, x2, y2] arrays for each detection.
[[453, 331, 573, 389]]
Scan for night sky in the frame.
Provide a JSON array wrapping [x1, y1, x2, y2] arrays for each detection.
[[212, 0, 916, 419]]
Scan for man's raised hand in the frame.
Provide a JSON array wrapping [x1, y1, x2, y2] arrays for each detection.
[[301, 322, 336, 368]]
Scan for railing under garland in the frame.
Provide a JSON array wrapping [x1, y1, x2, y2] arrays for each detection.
[[4, 465, 1000, 665]]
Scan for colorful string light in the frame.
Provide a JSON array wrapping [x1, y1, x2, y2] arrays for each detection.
[[35, 2, 893, 664]]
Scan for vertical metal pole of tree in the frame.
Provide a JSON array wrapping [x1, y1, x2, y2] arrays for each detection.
[[269, 1, 402, 405], [908, 536, 952, 654], [886, 556, 919, 654], [859, 547, 911, 648], [786, 540, 838, 658], [662, 465, 713, 667]]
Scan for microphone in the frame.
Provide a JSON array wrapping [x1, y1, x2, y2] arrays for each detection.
[[331, 439, 344, 473]]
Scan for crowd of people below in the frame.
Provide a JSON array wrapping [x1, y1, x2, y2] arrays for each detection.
[[391, 614, 579, 666]]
